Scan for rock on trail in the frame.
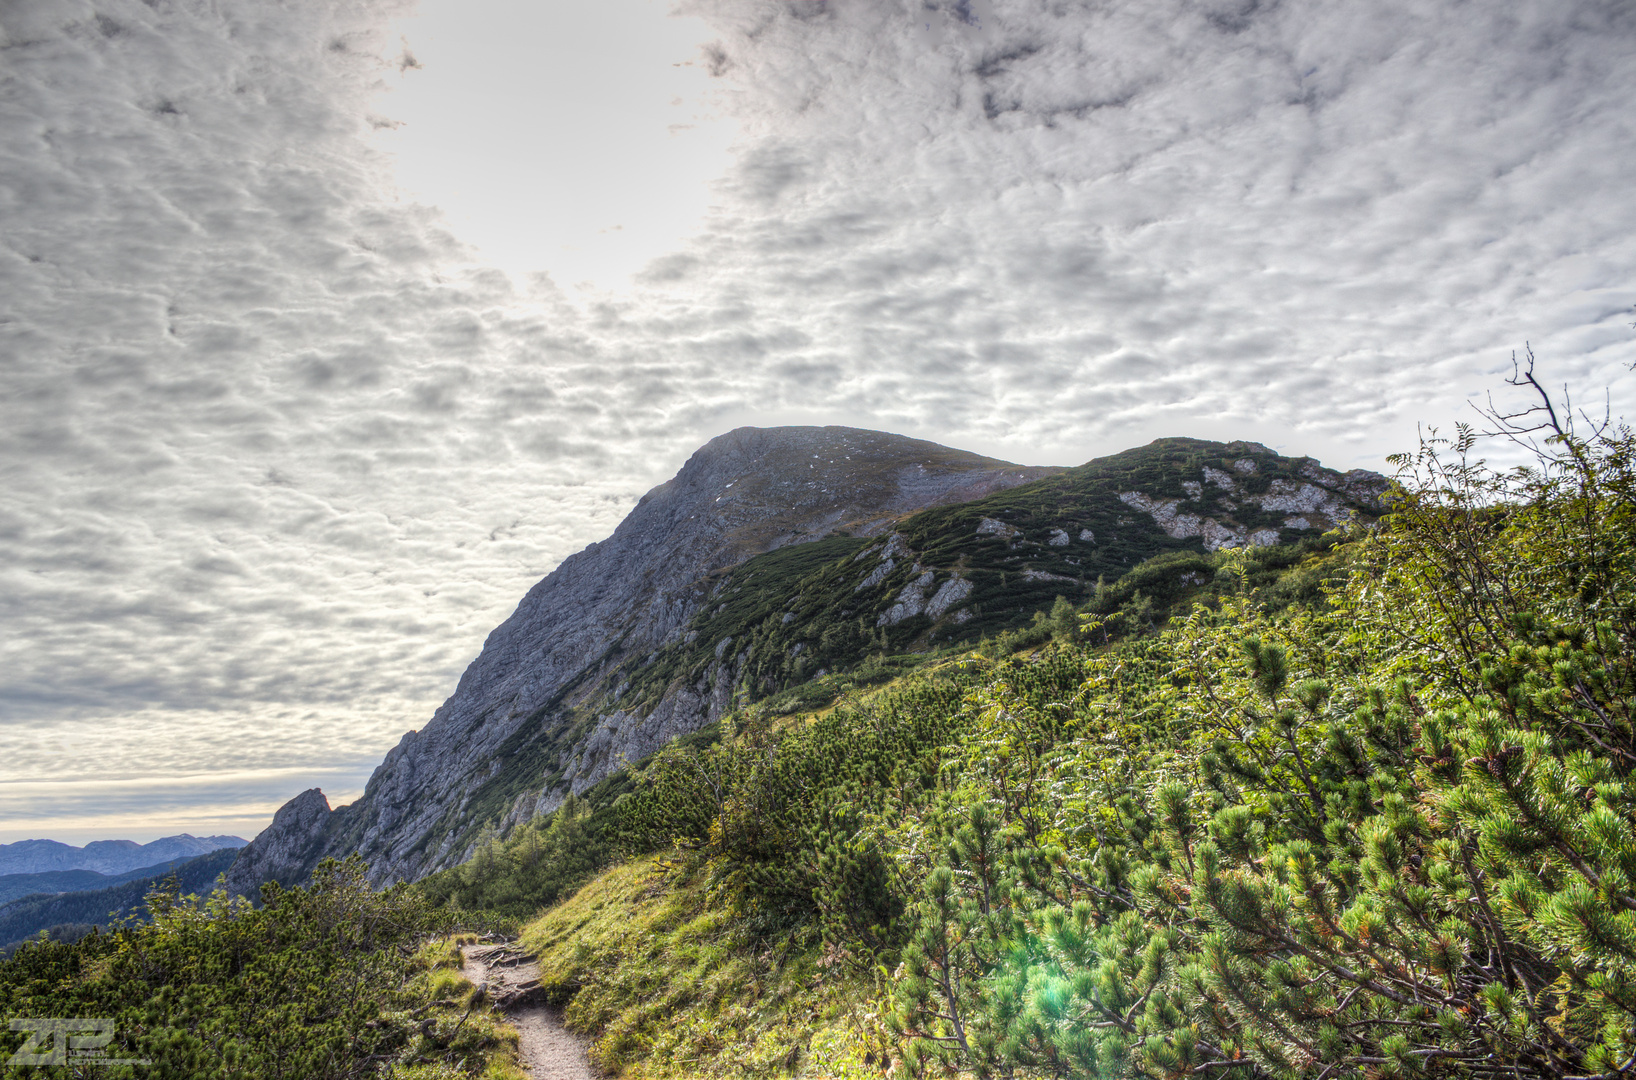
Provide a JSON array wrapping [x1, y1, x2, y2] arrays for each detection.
[[462, 943, 596, 1080]]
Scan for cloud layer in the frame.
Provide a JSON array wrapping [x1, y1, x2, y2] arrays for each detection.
[[3, 0, 1633, 842]]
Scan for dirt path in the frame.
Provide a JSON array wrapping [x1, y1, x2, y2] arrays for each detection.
[[461, 943, 597, 1080]]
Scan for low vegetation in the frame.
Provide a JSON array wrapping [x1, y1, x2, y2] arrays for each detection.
[[0, 858, 524, 1079], [6, 402, 1630, 1080], [469, 414, 1636, 1078]]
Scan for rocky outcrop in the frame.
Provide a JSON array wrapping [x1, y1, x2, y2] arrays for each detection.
[[226, 427, 1054, 892], [220, 789, 331, 901], [1119, 456, 1390, 551], [877, 571, 973, 627], [558, 643, 748, 799]]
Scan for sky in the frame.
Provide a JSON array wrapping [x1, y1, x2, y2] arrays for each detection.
[[2, 0, 1633, 845]]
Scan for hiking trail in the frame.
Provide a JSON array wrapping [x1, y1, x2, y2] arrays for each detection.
[[461, 942, 596, 1080]]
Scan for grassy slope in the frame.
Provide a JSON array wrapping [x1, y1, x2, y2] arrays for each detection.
[[520, 861, 884, 1080], [437, 534, 1362, 1077]]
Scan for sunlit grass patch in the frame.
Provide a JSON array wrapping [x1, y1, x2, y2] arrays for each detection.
[[519, 859, 882, 1078]]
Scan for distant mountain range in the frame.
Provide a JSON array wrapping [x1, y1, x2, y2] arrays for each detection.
[[224, 427, 1389, 898], [0, 861, 208, 907], [0, 847, 242, 952], [0, 834, 246, 877]]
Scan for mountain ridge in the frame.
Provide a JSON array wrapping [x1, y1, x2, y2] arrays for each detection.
[[224, 428, 1388, 898], [0, 834, 246, 877], [224, 426, 1057, 897]]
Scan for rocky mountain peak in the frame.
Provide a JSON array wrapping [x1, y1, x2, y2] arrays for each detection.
[[228, 427, 1054, 890], [225, 430, 1390, 896], [220, 789, 330, 900]]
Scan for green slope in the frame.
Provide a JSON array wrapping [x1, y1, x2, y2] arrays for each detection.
[[600, 437, 1379, 715], [414, 438, 1384, 872]]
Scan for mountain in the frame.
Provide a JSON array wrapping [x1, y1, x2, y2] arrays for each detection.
[[224, 426, 1054, 896], [224, 428, 1387, 897], [0, 847, 243, 951], [0, 859, 212, 907], [0, 834, 246, 877]]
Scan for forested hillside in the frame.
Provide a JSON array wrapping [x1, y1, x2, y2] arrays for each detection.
[[0, 859, 206, 908], [0, 848, 242, 955]]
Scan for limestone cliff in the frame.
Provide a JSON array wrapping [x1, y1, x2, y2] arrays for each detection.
[[220, 789, 331, 900]]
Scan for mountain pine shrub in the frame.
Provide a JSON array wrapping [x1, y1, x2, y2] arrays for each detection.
[[882, 424, 1636, 1080]]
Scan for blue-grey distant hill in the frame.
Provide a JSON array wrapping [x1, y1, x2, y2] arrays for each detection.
[[0, 833, 245, 876], [0, 860, 205, 906], [0, 847, 241, 952]]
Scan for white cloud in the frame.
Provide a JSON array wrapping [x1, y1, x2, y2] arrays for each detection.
[[2, 0, 1633, 841], [374, 0, 738, 289]]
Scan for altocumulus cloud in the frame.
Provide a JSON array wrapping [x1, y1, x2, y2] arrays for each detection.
[[638, 0, 1636, 454], [0, 0, 661, 840], [1, 0, 1633, 841]]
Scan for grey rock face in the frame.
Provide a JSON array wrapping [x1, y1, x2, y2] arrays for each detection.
[[1118, 458, 1391, 552], [228, 426, 1051, 892], [221, 789, 331, 900]]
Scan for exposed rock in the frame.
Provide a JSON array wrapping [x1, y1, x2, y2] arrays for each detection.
[[1117, 456, 1387, 553], [1300, 464, 1393, 510], [925, 576, 973, 620], [222, 789, 331, 901], [976, 517, 1019, 539], [1048, 528, 1071, 546], [855, 557, 895, 591], [233, 427, 1053, 891], [879, 570, 937, 626], [1118, 491, 1254, 551], [1257, 480, 1353, 517]]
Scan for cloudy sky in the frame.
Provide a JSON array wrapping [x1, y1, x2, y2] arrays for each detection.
[[3, 0, 1632, 845]]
